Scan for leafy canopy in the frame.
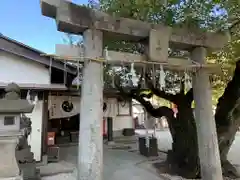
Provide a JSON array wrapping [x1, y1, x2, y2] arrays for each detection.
[[88, 0, 240, 105], [64, 0, 240, 105]]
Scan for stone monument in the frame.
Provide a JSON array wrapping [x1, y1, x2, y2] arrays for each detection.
[[0, 83, 40, 179]]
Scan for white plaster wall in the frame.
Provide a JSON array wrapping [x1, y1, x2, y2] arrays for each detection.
[[114, 116, 133, 131], [132, 104, 145, 124], [0, 51, 50, 84], [26, 100, 43, 162], [104, 98, 133, 131], [103, 98, 117, 118]]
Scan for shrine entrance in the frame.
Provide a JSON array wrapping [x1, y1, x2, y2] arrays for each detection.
[[40, 1, 228, 179], [47, 93, 81, 145]]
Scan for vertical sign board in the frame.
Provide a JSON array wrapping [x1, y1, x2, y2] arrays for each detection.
[[149, 28, 171, 62]]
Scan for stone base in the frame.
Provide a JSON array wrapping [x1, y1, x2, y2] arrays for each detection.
[[0, 175, 22, 180], [21, 164, 40, 180], [0, 136, 19, 178], [16, 146, 41, 180], [113, 130, 123, 138], [122, 128, 135, 136], [36, 155, 48, 166], [106, 141, 115, 145], [139, 137, 158, 157], [113, 129, 136, 137]]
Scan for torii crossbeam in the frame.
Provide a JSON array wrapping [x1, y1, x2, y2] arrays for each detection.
[[40, 1, 228, 180]]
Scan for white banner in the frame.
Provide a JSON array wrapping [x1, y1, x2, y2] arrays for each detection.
[[48, 95, 80, 119], [48, 96, 118, 120]]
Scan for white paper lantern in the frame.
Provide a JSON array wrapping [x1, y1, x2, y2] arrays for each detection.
[[130, 63, 138, 86], [184, 72, 192, 91]]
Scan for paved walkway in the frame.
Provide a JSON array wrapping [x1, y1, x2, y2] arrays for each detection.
[[41, 130, 240, 180], [42, 145, 164, 180]]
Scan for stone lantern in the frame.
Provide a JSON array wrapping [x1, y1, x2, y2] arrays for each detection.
[[0, 83, 38, 179]]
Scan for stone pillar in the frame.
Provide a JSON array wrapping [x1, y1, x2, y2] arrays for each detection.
[[78, 29, 103, 180], [191, 47, 223, 180], [0, 136, 19, 178]]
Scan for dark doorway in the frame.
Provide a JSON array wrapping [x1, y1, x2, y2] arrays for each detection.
[[48, 114, 80, 144]]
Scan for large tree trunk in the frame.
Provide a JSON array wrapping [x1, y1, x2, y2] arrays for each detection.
[[166, 61, 240, 178], [125, 87, 200, 178], [215, 61, 240, 178], [116, 60, 240, 179], [166, 94, 200, 178], [144, 61, 240, 178]]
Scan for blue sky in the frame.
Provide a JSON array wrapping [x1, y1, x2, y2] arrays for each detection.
[[0, 1, 226, 54], [0, 0, 88, 53]]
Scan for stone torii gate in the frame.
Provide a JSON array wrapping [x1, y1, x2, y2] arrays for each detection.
[[40, 1, 228, 180]]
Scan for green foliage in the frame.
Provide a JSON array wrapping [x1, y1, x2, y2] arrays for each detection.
[[98, 0, 227, 28], [85, 0, 240, 105], [63, 0, 240, 107]]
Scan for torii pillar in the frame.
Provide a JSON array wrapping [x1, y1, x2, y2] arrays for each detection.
[[78, 29, 103, 180], [192, 47, 223, 180]]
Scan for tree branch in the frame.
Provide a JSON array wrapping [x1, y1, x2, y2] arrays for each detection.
[[229, 18, 240, 35], [114, 76, 174, 119], [180, 78, 185, 95], [185, 88, 194, 105], [131, 89, 174, 119], [145, 74, 178, 103], [133, 95, 160, 118]]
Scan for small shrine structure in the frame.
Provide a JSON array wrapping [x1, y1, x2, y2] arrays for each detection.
[[40, 0, 228, 180]]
